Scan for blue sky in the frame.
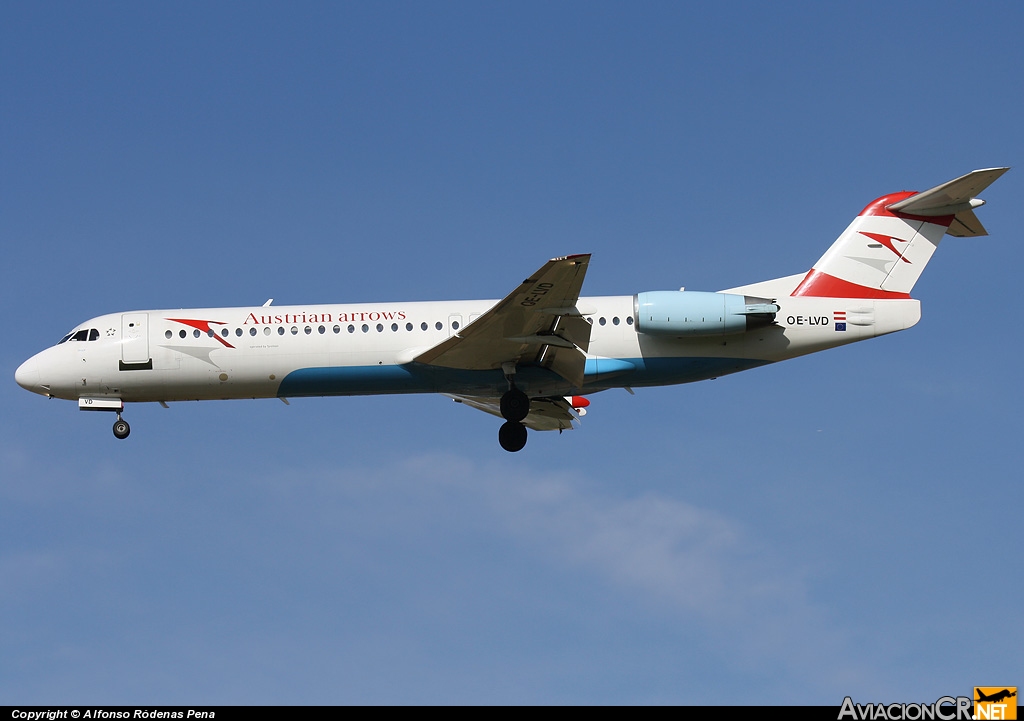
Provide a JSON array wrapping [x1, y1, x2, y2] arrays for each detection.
[[2, 1, 1021, 704]]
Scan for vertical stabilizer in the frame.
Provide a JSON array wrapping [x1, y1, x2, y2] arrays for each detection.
[[792, 168, 1007, 299]]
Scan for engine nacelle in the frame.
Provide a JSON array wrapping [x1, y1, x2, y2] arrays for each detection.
[[634, 291, 778, 337]]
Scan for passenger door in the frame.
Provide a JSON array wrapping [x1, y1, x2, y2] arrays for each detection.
[[121, 313, 150, 364]]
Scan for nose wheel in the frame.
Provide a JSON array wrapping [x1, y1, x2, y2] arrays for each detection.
[[112, 415, 131, 440]]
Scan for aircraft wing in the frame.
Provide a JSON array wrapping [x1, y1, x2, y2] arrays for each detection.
[[413, 254, 593, 388], [446, 394, 579, 431]]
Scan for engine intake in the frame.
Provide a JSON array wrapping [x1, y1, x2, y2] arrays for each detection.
[[634, 291, 778, 337]]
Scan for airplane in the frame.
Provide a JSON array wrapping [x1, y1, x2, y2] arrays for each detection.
[[975, 689, 1016, 704], [15, 168, 1008, 452]]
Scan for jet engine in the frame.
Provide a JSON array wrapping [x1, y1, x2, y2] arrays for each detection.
[[634, 291, 779, 337]]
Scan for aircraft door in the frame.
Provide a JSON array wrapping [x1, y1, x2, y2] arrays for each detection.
[[121, 313, 150, 364]]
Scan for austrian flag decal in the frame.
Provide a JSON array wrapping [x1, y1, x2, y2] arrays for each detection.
[[834, 311, 847, 331]]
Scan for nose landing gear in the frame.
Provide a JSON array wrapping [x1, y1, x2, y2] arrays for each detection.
[[79, 397, 130, 440], [112, 415, 131, 440]]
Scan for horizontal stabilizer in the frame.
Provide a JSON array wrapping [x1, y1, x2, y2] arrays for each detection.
[[887, 167, 1008, 237]]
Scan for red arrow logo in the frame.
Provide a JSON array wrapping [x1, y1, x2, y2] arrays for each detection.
[[859, 231, 912, 263], [166, 318, 235, 348]]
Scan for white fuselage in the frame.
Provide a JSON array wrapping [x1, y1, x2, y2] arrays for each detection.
[[15, 293, 921, 404]]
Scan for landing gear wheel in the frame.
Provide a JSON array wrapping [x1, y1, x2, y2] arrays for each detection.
[[113, 418, 131, 440], [500, 388, 530, 422], [498, 421, 528, 452]]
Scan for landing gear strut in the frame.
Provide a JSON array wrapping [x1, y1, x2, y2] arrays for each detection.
[[113, 414, 131, 440], [79, 397, 130, 439]]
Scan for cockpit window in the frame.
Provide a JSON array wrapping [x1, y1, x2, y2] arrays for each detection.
[[59, 328, 100, 344]]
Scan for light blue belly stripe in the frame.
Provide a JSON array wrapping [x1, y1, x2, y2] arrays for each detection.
[[276, 357, 772, 398]]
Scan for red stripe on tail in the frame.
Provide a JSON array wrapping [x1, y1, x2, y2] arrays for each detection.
[[791, 270, 911, 299]]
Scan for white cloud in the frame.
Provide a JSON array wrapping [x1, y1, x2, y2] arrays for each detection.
[[0, 443, 876, 701], [377, 454, 788, 613], [279, 452, 870, 696]]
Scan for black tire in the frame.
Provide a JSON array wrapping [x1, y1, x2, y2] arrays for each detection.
[[498, 421, 528, 452], [113, 419, 131, 440], [499, 389, 530, 422]]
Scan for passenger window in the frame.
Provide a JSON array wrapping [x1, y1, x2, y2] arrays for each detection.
[[194, 329, 201, 338], [179, 330, 187, 339], [304, 326, 312, 335], [291, 326, 298, 335], [221, 329, 229, 337], [452, 321, 460, 330], [376, 323, 383, 332], [435, 321, 443, 330], [165, 330, 172, 339], [318, 325, 326, 334], [278, 327, 285, 335], [613, 317, 620, 325], [250, 328, 257, 336], [333, 325, 341, 334], [348, 325, 355, 333], [626, 316, 633, 325], [391, 323, 398, 332], [264, 327, 271, 336], [421, 322, 428, 331], [406, 323, 413, 331], [208, 330, 215, 337], [599, 317, 606, 326]]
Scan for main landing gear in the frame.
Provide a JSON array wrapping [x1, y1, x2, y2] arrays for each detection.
[[498, 364, 530, 452], [498, 418, 527, 452], [112, 414, 131, 440], [499, 387, 530, 423]]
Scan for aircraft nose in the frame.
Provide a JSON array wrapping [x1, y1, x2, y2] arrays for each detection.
[[15, 357, 41, 393]]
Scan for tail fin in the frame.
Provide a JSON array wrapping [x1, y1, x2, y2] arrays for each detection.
[[792, 168, 1008, 299]]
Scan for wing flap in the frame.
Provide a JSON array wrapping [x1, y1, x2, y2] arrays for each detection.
[[544, 346, 585, 389], [447, 394, 578, 431], [552, 313, 592, 352]]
